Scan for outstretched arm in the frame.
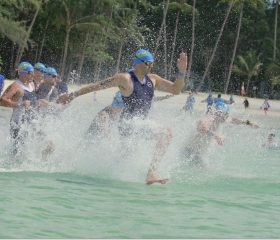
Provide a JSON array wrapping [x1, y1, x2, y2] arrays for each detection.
[[230, 117, 259, 128], [153, 94, 174, 102], [0, 84, 23, 108], [57, 76, 116, 104], [149, 52, 188, 95]]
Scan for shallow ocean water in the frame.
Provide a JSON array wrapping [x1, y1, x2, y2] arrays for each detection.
[[0, 89, 279, 238]]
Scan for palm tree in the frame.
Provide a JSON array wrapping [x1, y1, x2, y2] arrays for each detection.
[[224, 0, 264, 94], [266, 62, 280, 90], [273, 0, 279, 61], [0, 5, 27, 46], [115, 14, 146, 72], [154, 0, 170, 56], [233, 50, 263, 93], [186, 0, 197, 83], [168, 0, 192, 78], [224, 0, 244, 94], [57, 0, 103, 78], [196, 0, 234, 91], [14, 0, 42, 70], [36, 18, 49, 62]]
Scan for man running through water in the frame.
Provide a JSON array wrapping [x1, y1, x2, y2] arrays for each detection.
[[0, 62, 38, 156], [33, 62, 47, 92], [0, 62, 57, 158], [183, 101, 259, 166], [60, 49, 188, 184]]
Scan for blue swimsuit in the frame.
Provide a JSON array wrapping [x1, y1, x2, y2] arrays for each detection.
[[119, 71, 154, 136]]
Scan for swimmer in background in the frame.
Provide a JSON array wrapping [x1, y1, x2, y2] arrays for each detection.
[[262, 133, 279, 149], [183, 102, 259, 166], [182, 91, 195, 115], [33, 62, 47, 92], [201, 93, 214, 114]]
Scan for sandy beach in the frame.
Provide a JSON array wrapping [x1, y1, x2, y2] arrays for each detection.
[[2, 79, 280, 129]]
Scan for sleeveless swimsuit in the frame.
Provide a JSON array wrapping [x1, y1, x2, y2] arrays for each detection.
[[119, 71, 154, 136], [10, 80, 37, 153]]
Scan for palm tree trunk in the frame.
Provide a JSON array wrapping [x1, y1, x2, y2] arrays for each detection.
[[163, 19, 168, 78], [77, 31, 90, 79], [273, 0, 279, 61], [196, 0, 234, 91], [154, 0, 170, 56], [37, 18, 49, 62], [168, 10, 180, 79], [14, 4, 41, 68], [224, 0, 244, 94], [10, 43, 15, 78], [60, 25, 70, 79], [246, 75, 252, 94], [116, 40, 124, 72], [186, 0, 197, 84]]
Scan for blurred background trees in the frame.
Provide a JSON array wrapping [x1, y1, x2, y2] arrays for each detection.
[[0, 0, 280, 98]]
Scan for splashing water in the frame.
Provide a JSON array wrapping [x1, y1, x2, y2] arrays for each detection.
[[0, 88, 279, 238]]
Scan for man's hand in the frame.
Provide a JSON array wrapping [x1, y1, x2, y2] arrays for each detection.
[[177, 52, 188, 73], [23, 100, 31, 108], [214, 133, 224, 145], [38, 99, 50, 107], [57, 93, 71, 104]]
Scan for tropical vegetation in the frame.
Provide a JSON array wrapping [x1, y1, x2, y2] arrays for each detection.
[[0, 0, 279, 98]]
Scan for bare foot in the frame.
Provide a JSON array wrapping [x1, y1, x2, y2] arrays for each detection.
[[146, 171, 169, 185]]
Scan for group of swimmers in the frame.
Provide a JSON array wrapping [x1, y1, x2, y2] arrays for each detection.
[[0, 48, 276, 184], [0, 61, 68, 159]]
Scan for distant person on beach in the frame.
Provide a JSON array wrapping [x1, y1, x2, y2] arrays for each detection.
[[229, 95, 235, 104], [262, 98, 270, 115], [59, 48, 188, 185], [182, 91, 195, 115], [0, 74, 5, 96], [33, 62, 46, 92], [262, 133, 279, 149], [240, 82, 245, 96], [243, 98, 249, 109], [182, 101, 259, 166]]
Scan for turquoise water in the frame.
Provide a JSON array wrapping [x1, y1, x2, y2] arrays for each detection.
[[0, 92, 280, 238]]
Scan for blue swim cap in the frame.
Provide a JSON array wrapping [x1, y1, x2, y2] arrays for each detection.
[[18, 61, 34, 74], [0, 74, 5, 92], [112, 91, 124, 107], [44, 67, 58, 77], [34, 62, 46, 72], [0, 74, 5, 82], [134, 49, 154, 65]]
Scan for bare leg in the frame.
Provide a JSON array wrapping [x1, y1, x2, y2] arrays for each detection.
[[146, 128, 172, 185], [41, 140, 55, 161]]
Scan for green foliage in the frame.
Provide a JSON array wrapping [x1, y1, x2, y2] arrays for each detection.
[[0, 0, 279, 97], [266, 62, 280, 87], [233, 50, 263, 81]]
